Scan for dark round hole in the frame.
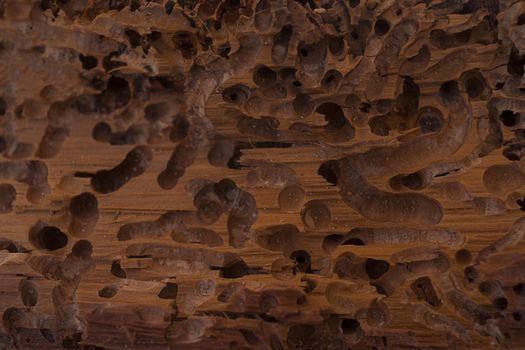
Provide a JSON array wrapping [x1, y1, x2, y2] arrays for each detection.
[[513, 283, 525, 296], [350, 31, 359, 40], [503, 145, 523, 161], [299, 48, 308, 56], [401, 172, 424, 190], [107, 76, 129, 92], [365, 258, 389, 280], [316, 103, 347, 130], [374, 284, 388, 296], [99, 285, 118, 299], [217, 41, 231, 57], [464, 265, 478, 283], [517, 198, 525, 211], [293, 80, 302, 87], [455, 248, 472, 265], [418, 109, 443, 133], [465, 76, 484, 98], [302, 277, 317, 294], [512, 311, 523, 322], [220, 258, 250, 279], [61, 333, 83, 349], [359, 101, 372, 113], [322, 234, 343, 252], [478, 281, 491, 295], [222, 85, 248, 104], [328, 37, 345, 56], [342, 238, 365, 246], [92, 122, 112, 142], [318, 160, 338, 185], [369, 117, 391, 136], [149, 31, 161, 41], [518, 13, 525, 25], [349, 0, 360, 8], [79, 54, 98, 70], [374, 19, 390, 36], [493, 297, 508, 311], [0, 97, 5, 116], [439, 80, 459, 100], [111, 260, 127, 278], [290, 250, 311, 273], [100, 76, 131, 112], [38, 226, 68, 251], [5, 242, 20, 253], [341, 319, 360, 335], [252, 65, 277, 86], [500, 110, 520, 127], [125, 29, 142, 47], [71, 240, 93, 259], [292, 93, 314, 117]]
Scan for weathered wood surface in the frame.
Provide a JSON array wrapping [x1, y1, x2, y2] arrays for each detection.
[[0, 0, 524, 349]]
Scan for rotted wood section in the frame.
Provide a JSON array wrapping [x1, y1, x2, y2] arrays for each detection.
[[0, 0, 525, 349]]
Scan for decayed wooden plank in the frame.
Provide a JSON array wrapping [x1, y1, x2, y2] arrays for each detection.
[[0, 0, 524, 349]]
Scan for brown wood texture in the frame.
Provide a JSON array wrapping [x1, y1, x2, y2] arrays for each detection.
[[0, 0, 524, 349]]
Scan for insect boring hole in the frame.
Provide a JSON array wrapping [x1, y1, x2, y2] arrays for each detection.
[[29, 224, 68, 251]]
